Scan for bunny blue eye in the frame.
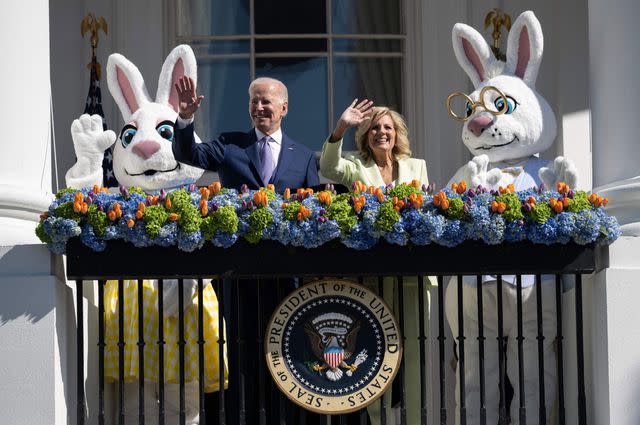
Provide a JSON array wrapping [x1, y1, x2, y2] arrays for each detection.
[[156, 122, 174, 141], [494, 96, 517, 114], [120, 125, 137, 148], [465, 102, 473, 118]]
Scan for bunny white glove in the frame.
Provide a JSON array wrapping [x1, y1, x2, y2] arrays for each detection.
[[65, 114, 116, 189], [161, 279, 198, 318], [463, 155, 503, 189], [538, 156, 578, 191]]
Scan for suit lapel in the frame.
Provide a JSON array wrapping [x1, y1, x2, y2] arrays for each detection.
[[271, 133, 294, 185], [245, 130, 264, 185]]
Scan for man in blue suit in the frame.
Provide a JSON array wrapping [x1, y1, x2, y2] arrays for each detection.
[[173, 76, 322, 424], [172, 76, 319, 193]]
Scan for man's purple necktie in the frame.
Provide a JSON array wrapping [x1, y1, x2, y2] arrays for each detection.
[[259, 136, 275, 185]]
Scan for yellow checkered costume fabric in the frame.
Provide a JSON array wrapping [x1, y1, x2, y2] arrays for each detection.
[[104, 280, 228, 393]]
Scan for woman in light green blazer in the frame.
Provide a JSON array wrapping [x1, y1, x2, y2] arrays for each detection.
[[320, 100, 428, 188], [320, 100, 435, 425]]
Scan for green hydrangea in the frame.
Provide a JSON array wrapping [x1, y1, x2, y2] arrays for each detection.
[[142, 205, 169, 238], [374, 201, 400, 232], [55, 188, 77, 198], [128, 187, 146, 197], [495, 193, 524, 222], [283, 201, 302, 221], [167, 189, 191, 210], [566, 191, 591, 213], [387, 184, 420, 199], [54, 201, 82, 222], [35, 222, 51, 244], [86, 204, 108, 237], [201, 206, 238, 240], [260, 187, 277, 203], [446, 197, 467, 220], [327, 199, 357, 234], [245, 208, 273, 244], [530, 202, 552, 224]]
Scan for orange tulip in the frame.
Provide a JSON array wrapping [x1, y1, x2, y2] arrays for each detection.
[[73, 201, 82, 213], [169, 213, 179, 221], [267, 184, 275, 191], [410, 179, 421, 189], [200, 187, 210, 200], [526, 196, 536, 205], [208, 182, 221, 196], [80, 203, 88, 214], [549, 198, 564, 213], [283, 188, 291, 200], [127, 219, 135, 228], [451, 180, 467, 194], [135, 211, 143, 220], [108, 210, 117, 221], [253, 191, 268, 207], [165, 198, 172, 209], [491, 201, 507, 214], [317, 191, 332, 206], [562, 197, 570, 207], [201, 205, 208, 216], [557, 182, 569, 195]]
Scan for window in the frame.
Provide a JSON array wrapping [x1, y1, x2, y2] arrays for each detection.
[[174, 0, 405, 151]]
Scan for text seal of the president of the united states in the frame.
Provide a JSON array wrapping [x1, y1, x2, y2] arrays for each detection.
[[265, 279, 402, 414]]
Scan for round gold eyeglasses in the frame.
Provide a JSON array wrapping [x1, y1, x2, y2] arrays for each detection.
[[446, 85, 509, 122]]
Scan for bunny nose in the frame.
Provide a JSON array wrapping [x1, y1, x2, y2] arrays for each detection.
[[467, 115, 494, 137], [132, 140, 161, 160]]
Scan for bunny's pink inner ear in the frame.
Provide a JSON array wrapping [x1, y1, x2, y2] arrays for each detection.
[[116, 66, 139, 114], [515, 27, 531, 79], [462, 38, 485, 83], [167, 58, 185, 113]]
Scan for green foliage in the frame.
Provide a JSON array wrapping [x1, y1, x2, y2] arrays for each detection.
[[283, 201, 302, 221], [496, 193, 524, 222], [54, 201, 82, 222], [142, 205, 169, 238], [245, 208, 273, 244], [201, 206, 238, 240], [55, 188, 77, 198], [86, 205, 108, 237], [167, 189, 191, 210], [35, 222, 52, 244], [387, 184, 420, 199], [530, 202, 552, 224], [327, 199, 357, 234], [446, 197, 467, 220], [375, 201, 400, 232], [128, 187, 146, 197], [566, 191, 591, 213]]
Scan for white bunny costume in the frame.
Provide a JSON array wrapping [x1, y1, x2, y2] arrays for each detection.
[[65, 45, 226, 425], [444, 12, 573, 425]]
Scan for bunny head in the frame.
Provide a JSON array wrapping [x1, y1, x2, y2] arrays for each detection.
[[451, 11, 557, 163], [106, 45, 204, 191]]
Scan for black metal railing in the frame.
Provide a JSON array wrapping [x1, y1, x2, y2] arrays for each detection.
[[66, 238, 609, 425]]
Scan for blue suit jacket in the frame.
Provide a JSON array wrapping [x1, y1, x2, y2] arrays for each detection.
[[172, 122, 319, 193]]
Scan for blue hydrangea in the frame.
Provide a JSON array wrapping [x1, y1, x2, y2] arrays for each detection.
[[342, 222, 377, 250], [572, 209, 601, 245], [596, 208, 621, 244], [481, 215, 506, 245], [80, 225, 106, 251], [211, 230, 238, 248], [529, 218, 559, 245], [504, 220, 527, 243], [383, 221, 409, 246], [177, 230, 204, 252], [555, 212, 576, 244], [437, 219, 467, 247], [154, 222, 178, 247]]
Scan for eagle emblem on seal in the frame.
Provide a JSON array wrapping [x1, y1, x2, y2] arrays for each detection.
[[303, 313, 368, 381]]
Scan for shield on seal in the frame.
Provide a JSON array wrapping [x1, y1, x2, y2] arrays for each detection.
[[324, 346, 344, 369]]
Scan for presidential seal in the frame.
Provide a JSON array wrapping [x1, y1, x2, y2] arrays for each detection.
[[265, 279, 402, 414]]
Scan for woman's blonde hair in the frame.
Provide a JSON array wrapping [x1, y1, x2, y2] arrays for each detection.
[[355, 106, 412, 162]]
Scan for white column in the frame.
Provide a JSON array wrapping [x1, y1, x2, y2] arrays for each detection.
[[0, 0, 54, 245], [588, 2, 640, 424], [0, 2, 72, 425], [589, 0, 640, 235]]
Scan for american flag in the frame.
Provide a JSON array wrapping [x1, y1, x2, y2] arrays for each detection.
[[84, 58, 118, 187], [324, 346, 344, 369]]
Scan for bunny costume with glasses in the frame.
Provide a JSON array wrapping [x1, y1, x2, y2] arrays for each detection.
[[445, 11, 578, 425], [66, 45, 226, 425]]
